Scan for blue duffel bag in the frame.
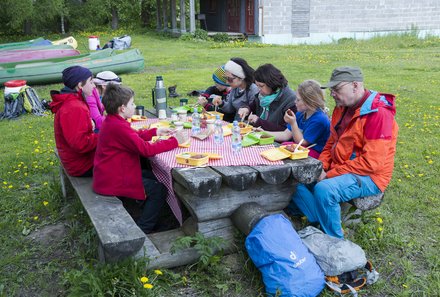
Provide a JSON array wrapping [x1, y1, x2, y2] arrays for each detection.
[[245, 214, 325, 297]]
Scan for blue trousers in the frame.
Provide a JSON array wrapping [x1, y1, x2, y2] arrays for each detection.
[[289, 174, 381, 238]]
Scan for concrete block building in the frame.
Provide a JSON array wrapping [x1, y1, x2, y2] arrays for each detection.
[[157, 0, 440, 44]]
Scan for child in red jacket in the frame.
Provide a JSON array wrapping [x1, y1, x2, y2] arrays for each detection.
[[93, 84, 188, 234]]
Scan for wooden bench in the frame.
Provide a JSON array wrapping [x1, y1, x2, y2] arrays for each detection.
[[57, 161, 147, 262]]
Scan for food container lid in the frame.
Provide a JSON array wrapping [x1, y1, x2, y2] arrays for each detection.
[[4, 80, 27, 87]]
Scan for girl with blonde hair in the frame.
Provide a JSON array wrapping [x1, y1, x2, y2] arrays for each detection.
[[268, 79, 330, 158]]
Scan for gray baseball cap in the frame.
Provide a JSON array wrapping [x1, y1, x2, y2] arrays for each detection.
[[324, 66, 363, 88]]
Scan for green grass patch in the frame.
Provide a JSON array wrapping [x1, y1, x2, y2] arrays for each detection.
[[1, 32, 439, 296]]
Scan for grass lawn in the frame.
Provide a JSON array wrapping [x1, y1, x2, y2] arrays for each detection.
[[0, 31, 439, 296]]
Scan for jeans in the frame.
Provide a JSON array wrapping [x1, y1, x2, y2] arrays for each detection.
[[137, 170, 167, 234], [289, 174, 381, 238]]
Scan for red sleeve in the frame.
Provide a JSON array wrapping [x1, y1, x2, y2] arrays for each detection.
[[138, 128, 157, 141], [120, 127, 177, 157], [60, 105, 97, 153]]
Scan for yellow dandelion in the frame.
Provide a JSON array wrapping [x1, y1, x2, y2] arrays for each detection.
[[154, 269, 163, 275], [43, 182, 48, 186], [34, 149, 40, 153], [376, 218, 383, 224], [25, 185, 30, 189], [43, 201, 49, 206], [403, 164, 409, 168], [428, 160, 433, 164], [143, 283, 153, 289], [418, 173, 424, 177], [402, 284, 408, 289], [34, 140, 39, 145], [140, 276, 149, 283], [18, 219, 23, 223], [378, 227, 383, 232], [8, 185, 13, 189], [3, 181, 7, 185], [33, 216, 39, 220]]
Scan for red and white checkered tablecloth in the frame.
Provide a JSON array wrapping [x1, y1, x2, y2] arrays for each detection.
[[132, 119, 283, 225]]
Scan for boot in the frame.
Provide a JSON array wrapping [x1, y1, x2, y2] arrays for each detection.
[[168, 85, 180, 98]]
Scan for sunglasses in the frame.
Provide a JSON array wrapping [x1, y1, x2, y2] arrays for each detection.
[[225, 75, 240, 83]]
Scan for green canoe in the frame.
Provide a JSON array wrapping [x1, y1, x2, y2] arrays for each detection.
[[0, 49, 145, 85], [0, 37, 47, 50]]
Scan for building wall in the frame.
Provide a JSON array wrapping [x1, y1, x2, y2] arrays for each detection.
[[260, 0, 293, 35], [258, 0, 440, 44]]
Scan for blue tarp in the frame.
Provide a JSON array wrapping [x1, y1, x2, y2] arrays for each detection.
[[245, 214, 325, 297]]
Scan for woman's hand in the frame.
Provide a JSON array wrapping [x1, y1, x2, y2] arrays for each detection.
[[237, 107, 250, 119], [212, 96, 223, 106], [197, 96, 208, 106], [248, 113, 259, 124], [284, 109, 296, 125]]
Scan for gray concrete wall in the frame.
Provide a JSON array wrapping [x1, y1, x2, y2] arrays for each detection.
[[259, 0, 440, 44]]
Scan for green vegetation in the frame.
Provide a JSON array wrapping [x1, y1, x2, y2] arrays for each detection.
[[0, 32, 439, 296]]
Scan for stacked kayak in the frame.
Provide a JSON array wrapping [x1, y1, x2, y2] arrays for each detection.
[[0, 48, 145, 85], [0, 36, 78, 50], [0, 45, 81, 63]]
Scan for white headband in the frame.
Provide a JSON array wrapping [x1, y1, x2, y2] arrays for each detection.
[[224, 60, 245, 79]]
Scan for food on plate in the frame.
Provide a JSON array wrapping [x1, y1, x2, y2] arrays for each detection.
[[131, 115, 147, 121]]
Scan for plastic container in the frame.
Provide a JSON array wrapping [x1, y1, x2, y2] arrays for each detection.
[[176, 152, 209, 166], [248, 132, 275, 145], [213, 115, 224, 145], [4, 80, 27, 95], [228, 122, 252, 135], [88, 36, 100, 50], [279, 145, 310, 160], [204, 111, 224, 120], [191, 107, 201, 136], [231, 121, 242, 154]]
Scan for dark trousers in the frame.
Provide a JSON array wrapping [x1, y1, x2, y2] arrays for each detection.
[[136, 169, 167, 233]]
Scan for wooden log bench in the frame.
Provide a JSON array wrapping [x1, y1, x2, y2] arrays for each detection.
[[341, 193, 385, 226]]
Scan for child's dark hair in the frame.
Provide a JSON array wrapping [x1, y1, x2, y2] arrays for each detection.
[[102, 83, 134, 115]]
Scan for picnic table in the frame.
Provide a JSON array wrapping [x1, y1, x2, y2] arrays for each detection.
[[129, 113, 323, 267]]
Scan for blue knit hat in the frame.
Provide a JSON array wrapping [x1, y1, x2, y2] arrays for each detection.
[[212, 66, 229, 87], [62, 66, 93, 89]]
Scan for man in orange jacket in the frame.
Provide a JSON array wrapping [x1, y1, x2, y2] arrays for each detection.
[[289, 66, 398, 238]]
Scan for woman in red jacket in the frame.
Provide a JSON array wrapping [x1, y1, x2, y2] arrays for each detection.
[[93, 84, 188, 234]]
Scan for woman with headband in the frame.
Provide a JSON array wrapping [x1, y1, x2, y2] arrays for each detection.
[[212, 58, 259, 122]]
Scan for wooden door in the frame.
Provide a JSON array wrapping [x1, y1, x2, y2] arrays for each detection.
[[227, 0, 240, 32], [245, 0, 254, 34]]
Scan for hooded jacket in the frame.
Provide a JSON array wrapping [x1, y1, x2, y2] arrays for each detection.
[[50, 89, 98, 176], [319, 90, 399, 192]]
